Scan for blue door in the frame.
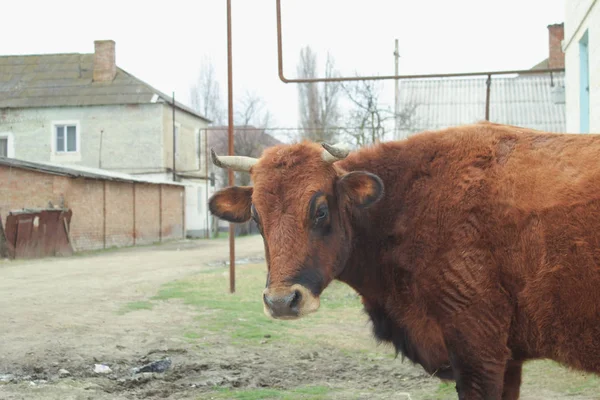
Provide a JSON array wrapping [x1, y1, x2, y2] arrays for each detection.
[[580, 31, 590, 133]]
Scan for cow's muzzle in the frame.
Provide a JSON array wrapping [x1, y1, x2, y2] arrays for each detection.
[[262, 284, 320, 320]]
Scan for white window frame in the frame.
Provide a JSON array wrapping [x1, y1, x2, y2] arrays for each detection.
[[51, 120, 80, 154], [0, 132, 14, 158]]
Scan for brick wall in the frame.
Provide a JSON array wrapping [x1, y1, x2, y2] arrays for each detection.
[[66, 179, 105, 250], [160, 185, 185, 240], [134, 183, 161, 245], [548, 23, 565, 69], [0, 165, 184, 252]]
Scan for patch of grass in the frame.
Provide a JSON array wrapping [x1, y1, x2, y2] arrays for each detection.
[[150, 264, 365, 345], [117, 300, 154, 315], [143, 261, 600, 399], [183, 331, 202, 339], [432, 382, 456, 399], [210, 385, 332, 400], [212, 231, 229, 239], [521, 360, 600, 396]]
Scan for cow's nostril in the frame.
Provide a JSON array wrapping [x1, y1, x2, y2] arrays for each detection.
[[289, 290, 301, 309], [263, 292, 272, 307]]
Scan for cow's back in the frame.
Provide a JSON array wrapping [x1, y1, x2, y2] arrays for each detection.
[[343, 123, 600, 370]]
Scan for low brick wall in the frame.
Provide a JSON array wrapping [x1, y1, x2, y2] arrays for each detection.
[[0, 165, 184, 251]]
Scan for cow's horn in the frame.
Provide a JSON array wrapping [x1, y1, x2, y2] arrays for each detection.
[[210, 149, 258, 172], [321, 143, 350, 163]]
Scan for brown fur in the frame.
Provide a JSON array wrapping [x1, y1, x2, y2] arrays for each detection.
[[209, 122, 600, 399]]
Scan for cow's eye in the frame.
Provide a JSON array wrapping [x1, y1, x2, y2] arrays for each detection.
[[315, 205, 328, 223]]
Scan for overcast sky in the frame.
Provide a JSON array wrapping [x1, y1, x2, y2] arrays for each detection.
[[1, 0, 565, 129]]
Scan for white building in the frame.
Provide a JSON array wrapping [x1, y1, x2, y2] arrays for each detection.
[[564, 0, 599, 133], [0, 40, 215, 237]]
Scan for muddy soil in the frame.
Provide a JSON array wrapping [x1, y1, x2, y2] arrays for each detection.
[[1, 340, 439, 399]]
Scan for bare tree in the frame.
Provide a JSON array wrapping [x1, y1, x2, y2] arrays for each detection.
[[341, 80, 392, 147], [341, 79, 420, 147], [235, 90, 272, 130], [189, 59, 225, 238], [210, 92, 279, 236], [396, 102, 421, 139], [190, 58, 224, 125], [297, 46, 340, 143]]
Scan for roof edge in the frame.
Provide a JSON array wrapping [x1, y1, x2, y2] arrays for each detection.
[[116, 67, 212, 123], [0, 157, 185, 187]]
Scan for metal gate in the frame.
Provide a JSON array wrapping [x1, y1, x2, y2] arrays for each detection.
[[2, 209, 73, 259]]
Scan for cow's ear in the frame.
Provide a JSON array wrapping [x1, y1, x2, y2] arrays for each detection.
[[337, 171, 384, 209], [209, 186, 253, 223]]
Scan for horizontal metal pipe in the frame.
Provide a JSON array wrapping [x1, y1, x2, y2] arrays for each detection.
[[276, 0, 564, 83]]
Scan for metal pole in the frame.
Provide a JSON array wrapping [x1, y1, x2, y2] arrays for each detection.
[[98, 129, 104, 168], [172, 92, 177, 182], [158, 185, 163, 242], [394, 39, 399, 140], [204, 129, 210, 239], [132, 183, 136, 246], [102, 181, 106, 249], [275, 0, 564, 84], [227, 0, 236, 293], [485, 74, 492, 121]]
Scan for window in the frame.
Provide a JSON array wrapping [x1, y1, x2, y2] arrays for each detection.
[[0, 138, 7, 157], [0, 133, 14, 158], [55, 124, 78, 152]]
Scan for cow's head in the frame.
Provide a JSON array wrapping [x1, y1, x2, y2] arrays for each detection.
[[209, 142, 383, 320]]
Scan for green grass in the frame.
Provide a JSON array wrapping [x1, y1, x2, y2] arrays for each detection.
[[147, 263, 363, 344], [213, 231, 229, 239], [183, 331, 202, 339], [210, 385, 332, 400], [521, 359, 600, 396], [117, 300, 154, 315], [117, 262, 600, 399], [432, 382, 456, 399]]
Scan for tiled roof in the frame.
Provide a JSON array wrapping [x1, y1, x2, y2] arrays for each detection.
[[0, 53, 210, 122], [397, 72, 565, 137]]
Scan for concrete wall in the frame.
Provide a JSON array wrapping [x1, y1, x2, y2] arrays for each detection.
[[565, 0, 600, 133], [184, 181, 216, 238], [0, 104, 164, 173], [162, 105, 210, 174], [0, 165, 185, 251]]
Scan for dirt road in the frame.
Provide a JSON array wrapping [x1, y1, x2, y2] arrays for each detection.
[[0, 237, 264, 386]]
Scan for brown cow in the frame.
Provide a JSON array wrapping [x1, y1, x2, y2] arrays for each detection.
[[208, 122, 600, 399]]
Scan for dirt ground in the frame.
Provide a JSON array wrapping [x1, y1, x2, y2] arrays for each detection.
[[0, 237, 438, 400], [1, 236, 599, 400], [0, 237, 260, 399]]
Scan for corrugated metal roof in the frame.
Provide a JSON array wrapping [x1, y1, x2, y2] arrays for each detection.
[[398, 72, 566, 136], [0, 53, 210, 122], [0, 157, 185, 186]]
